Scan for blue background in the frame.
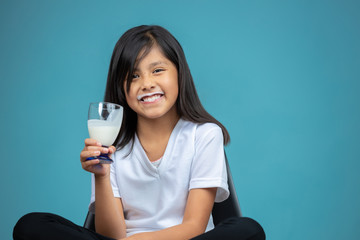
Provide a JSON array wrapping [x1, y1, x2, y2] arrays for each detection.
[[1, 0, 359, 239]]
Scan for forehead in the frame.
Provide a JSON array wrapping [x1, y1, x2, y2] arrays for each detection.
[[135, 45, 170, 67]]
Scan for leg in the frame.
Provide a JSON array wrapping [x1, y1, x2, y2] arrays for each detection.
[[191, 217, 266, 240], [13, 212, 115, 240]]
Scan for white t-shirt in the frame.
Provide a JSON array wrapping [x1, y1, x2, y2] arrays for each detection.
[[90, 118, 229, 236]]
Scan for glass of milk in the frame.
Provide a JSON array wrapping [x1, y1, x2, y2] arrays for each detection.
[[86, 102, 123, 164]]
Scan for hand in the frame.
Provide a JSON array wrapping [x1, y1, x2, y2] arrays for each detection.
[[80, 138, 116, 177]]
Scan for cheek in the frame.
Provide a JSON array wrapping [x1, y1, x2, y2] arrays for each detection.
[[126, 92, 136, 105], [164, 72, 179, 96], [171, 84, 179, 98], [124, 86, 137, 108], [170, 78, 179, 99]]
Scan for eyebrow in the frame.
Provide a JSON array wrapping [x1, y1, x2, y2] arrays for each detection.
[[134, 61, 168, 72], [150, 61, 168, 68]]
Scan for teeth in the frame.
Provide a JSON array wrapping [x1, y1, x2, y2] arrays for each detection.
[[142, 95, 161, 102], [137, 91, 164, 101]]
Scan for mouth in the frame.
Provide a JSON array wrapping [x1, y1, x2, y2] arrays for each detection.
[[137, 91, 164, 103]]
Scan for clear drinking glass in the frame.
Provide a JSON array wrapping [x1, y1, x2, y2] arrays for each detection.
[[86, 102, 123, 164]]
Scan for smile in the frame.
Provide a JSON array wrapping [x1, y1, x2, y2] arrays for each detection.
[[137, 91, 164, 103]]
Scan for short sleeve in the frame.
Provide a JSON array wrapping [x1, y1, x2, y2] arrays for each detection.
[[189, 124, 229, 202], [89, 151, 121, 209]]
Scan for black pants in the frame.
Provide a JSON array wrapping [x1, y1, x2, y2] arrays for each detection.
[[13, 212, 265, 240]]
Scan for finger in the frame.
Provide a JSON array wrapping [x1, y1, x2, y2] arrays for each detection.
[[82, 159, 100, 169], [85, 146, 106, 152], [84, 138, 102, 147], [108, 146, 116, 154], [80, 150, 101, 161], [101, 147, 110, 154], [88, 147, 110, 154], [87, 146, 111, 154]]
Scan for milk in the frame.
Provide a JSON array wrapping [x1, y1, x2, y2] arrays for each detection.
[[88, 119, 121, 146]]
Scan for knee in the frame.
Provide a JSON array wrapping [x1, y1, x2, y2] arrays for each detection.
[[13, 212, 47, 238], [224, 217, 266, 240], [243, 217, 266, 240]]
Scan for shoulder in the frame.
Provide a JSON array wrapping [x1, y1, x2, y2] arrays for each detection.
[[195, 122, 222, 136], [180, 119, 223, 145]]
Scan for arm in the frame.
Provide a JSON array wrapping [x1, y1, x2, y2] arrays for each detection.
[[123, 187, 217, 240], [81, 138, 127, 239], [95, 176, 127, 239]]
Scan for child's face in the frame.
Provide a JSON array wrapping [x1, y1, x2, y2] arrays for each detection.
[[124, 45, 179, 121]]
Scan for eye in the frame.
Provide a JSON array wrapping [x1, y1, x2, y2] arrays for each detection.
[[153, 68, 164, 74], [132, 73, 139, 79]]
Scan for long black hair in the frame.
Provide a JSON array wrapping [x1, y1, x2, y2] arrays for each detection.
[[104, 25, 230, 149]]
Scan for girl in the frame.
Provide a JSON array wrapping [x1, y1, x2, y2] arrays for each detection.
[[13, 25, 265, 240]]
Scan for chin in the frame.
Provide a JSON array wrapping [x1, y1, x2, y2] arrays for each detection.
[[138, 106, 178, 120], [147, 114, 166, 119], [139, 112, 164, 120]]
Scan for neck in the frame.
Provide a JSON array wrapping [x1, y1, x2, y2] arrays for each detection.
[[137, 112, 180, 143]]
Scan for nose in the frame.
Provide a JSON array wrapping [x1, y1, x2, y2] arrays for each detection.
[[141, 75, 155, 91]]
